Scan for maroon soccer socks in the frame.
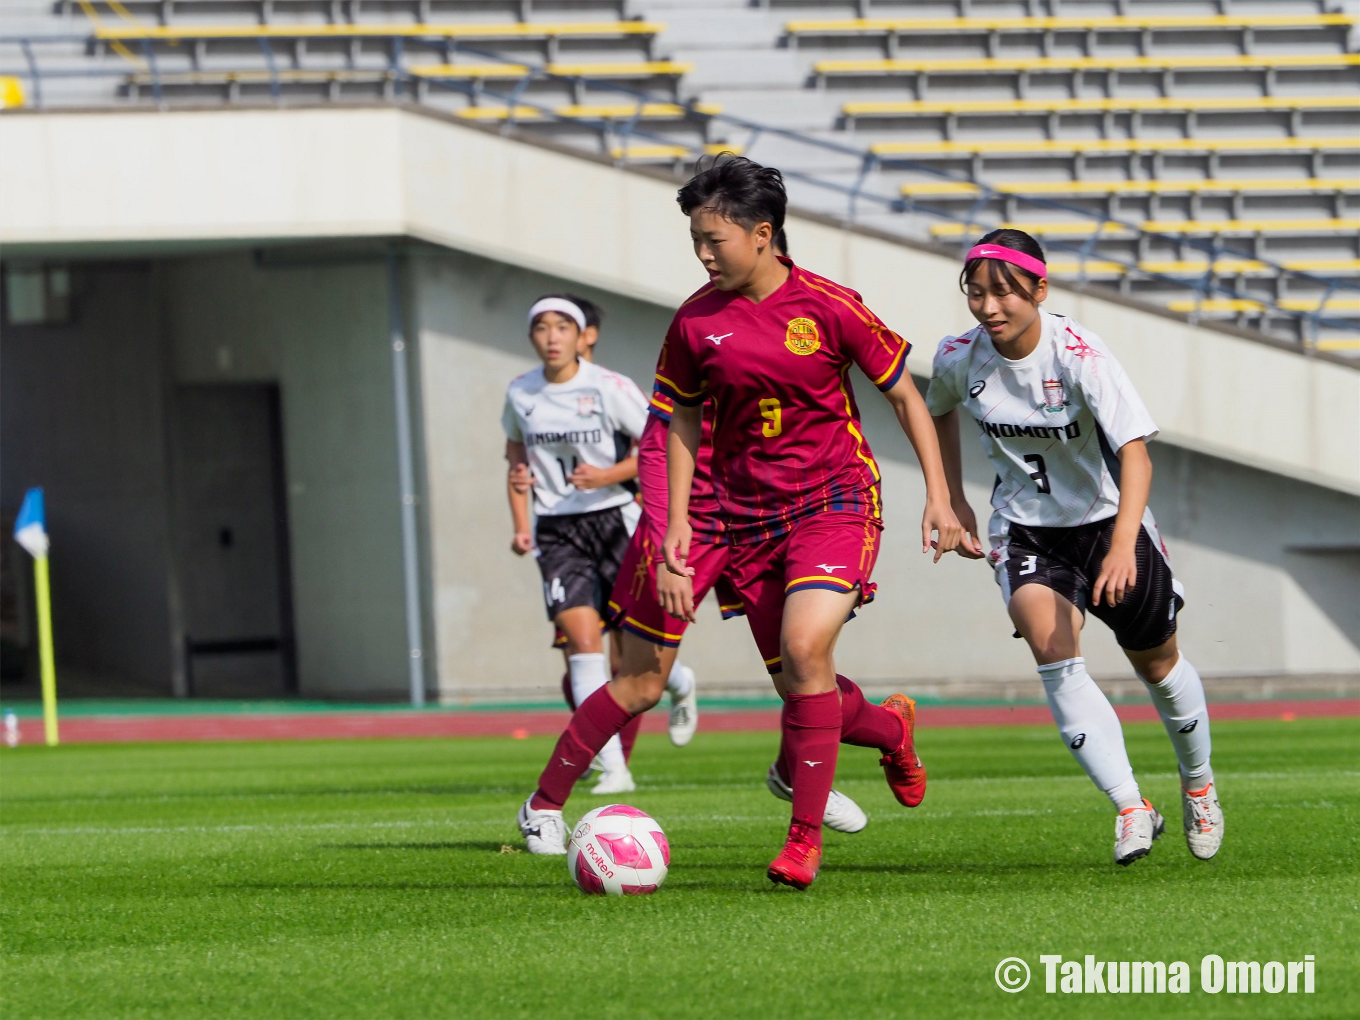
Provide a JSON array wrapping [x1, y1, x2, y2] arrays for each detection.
[[530, 686, 636, 811]]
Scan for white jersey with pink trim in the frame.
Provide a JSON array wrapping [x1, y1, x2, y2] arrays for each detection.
[[502, 359, 649, 518], [925, 310, 1159, 530]]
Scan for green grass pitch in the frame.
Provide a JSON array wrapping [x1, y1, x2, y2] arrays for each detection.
[[2, 718, 1356, 1019]]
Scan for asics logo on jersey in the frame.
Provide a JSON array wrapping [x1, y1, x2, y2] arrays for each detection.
[[1178, 720, 1199, 734], [969, 380, 986, 398], [1069, 733, 1086, 749], [705, 332, 733, 345], [817, 564, 846, 573], [803, 761, 823, 767]]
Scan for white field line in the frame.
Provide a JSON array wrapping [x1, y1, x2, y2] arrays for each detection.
[[4, 772, 1354, 838]]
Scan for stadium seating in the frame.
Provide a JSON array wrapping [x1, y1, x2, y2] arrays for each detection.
[[9, 0, 1359, 346]]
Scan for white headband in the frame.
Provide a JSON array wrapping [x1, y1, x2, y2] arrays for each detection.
[[527, 297, 587, 333]]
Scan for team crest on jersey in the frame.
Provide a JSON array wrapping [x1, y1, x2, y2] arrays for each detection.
[[784, 317, 821, 356], [577, 396, 598, 417], [1041, 379, 1068, 413]]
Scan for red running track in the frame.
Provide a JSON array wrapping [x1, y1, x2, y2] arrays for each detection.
[[11, 699, 1357, 745]]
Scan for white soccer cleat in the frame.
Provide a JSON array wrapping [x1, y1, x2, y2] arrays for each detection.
[[1182, 780, 1224, 860], [591, 766, 636, 795], [1113, 798, 1165, 866], [764, 762, 868, 834], [668, 671, 699, 747], [517, 796, 567, 855]]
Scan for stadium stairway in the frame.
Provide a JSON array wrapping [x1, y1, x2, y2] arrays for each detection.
[[2, 0, 1359, 348]]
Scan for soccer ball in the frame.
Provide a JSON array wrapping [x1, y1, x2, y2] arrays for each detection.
[[567, 804, 669, 895]]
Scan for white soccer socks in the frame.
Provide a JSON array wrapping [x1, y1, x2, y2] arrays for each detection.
[[569, 652, 625, 773], [666, 659, 694, 700], [1038, 657, 1143, 811], [1141, 654, 1213, 787]]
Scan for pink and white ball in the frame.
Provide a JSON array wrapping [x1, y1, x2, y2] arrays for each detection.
[[567, 805, 669, 896]]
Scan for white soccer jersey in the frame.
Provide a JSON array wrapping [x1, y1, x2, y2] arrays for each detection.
[[926, 310, 1159, 531], [502, 359, 649, 518]]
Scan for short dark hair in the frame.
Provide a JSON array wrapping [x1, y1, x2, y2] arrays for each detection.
[[959, 228, 1046, 303], [677, 154, 786, 237], [562, 293, 603, 330], [773, 227, 790, 258]]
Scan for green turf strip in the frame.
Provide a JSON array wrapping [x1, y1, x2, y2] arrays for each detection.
[[2, 719, 1356, 1019]]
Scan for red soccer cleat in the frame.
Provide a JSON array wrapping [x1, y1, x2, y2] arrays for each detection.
[[767, 823, 823, 891], [879, 694, 927, 807]]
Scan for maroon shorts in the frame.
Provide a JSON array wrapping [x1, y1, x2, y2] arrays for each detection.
[[725, 512, 882, 674], [607, 522, 743, 648]]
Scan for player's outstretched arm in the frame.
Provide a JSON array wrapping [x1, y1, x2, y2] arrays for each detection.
[[931, 409, 986, 559], [1093, 438, 1152, 606], [505, 440, 534, 555], [882, 375, 965, 562], [662, 404, 701, 593]]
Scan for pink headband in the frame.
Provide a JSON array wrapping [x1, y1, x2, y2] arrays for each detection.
[[965, 244, 1048, 279]]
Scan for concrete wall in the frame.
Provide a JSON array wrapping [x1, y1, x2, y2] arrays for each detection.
[[3, 107, 1357, 497], [2, 250, 413, 698], [160, 250, 411, 697], [1, 262, 176, 693], [411, 243, 1360, 699]]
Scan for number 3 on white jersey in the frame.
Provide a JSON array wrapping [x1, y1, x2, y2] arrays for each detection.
[[1018, 554, 1038, 576]]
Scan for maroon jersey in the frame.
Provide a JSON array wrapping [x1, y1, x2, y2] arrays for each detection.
[[638, 390, 723, 541], [654, 259, 909, 544]]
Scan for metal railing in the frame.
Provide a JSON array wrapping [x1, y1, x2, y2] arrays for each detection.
[[2, 28, 1358, 346]]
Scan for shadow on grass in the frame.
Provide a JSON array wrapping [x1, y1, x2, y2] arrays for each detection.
[[222, 881, 567, 892], [319, 840, 510, 852]]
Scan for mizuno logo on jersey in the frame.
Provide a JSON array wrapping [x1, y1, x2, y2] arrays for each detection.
[[817, 564, 846, 573], [803, 761, 822, 767], [705, 332, 733, 345], [976, 419, 1081, 441]]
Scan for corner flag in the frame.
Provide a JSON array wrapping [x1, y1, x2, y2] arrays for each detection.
[[14, 487, 58, 746]]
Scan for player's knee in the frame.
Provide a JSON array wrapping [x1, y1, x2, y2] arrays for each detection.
[[1029, 636, 1076, 665], [610, 673, 664, 714], [780, 632, 830, 677]]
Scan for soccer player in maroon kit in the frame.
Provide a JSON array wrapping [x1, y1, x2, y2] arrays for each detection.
[[659, 157, 964, 889]]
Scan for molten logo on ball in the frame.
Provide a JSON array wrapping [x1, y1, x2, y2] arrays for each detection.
[[567, 804, 669, 896]]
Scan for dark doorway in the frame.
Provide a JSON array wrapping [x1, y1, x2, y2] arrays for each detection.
[[170, 384, 297, 697]]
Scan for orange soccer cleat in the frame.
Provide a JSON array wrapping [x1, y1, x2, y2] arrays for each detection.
[[879, 694, 927, 807], [767, 823, 823, 891]]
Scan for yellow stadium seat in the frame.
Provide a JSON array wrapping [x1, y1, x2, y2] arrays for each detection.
[[817, 54, 1360, 76], [873, 136, 1360, 157], [788, 14, 1356, 35], [844, 95, 1360, 119], [95, 21, 665, 41], [455, 101, 720, 122], [407, 61, 690, 80], [930, 218, 1360, 237], [0, 75, 25, 109], [128, 68, 395, 85], [900, 177, 1360, 197], [1167, 297, 1360, 313], [1047, 258, 1360, 277], [545, 62, 692, 78], [608, 144, 691, 161], [1316, 338, 1360, 350]]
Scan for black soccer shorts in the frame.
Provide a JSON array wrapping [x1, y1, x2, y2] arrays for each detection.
[[533, 506, 633, 621], [997, 516, 1185, 652]]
